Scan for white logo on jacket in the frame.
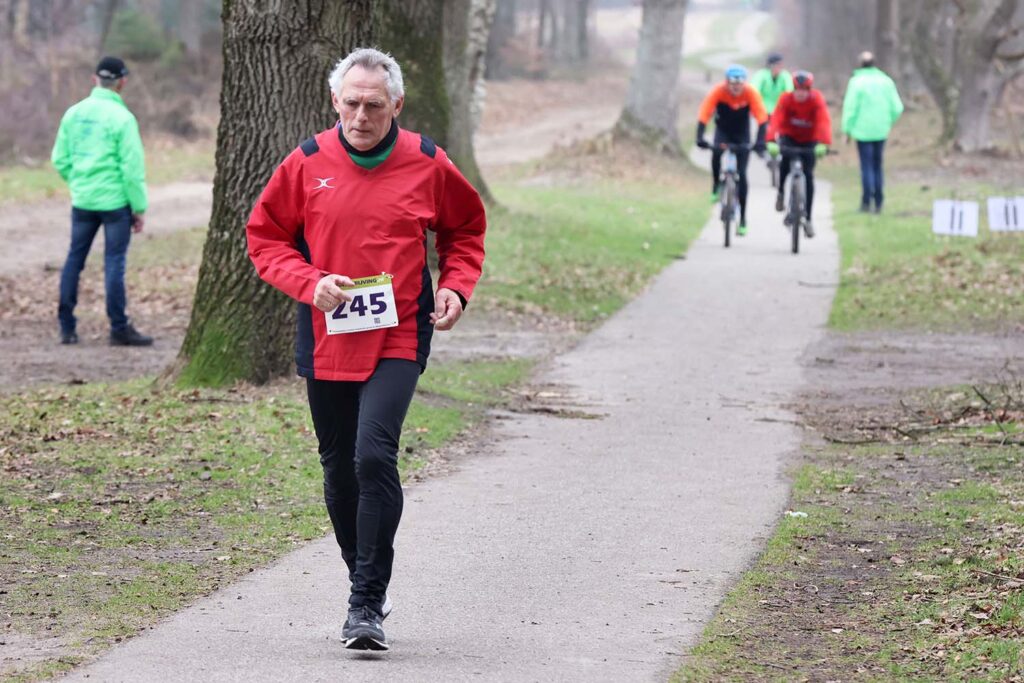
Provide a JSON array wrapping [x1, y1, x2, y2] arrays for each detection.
[[313, 177, 335, 190]]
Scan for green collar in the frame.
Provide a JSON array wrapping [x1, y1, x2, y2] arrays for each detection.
[[348, 138, 397, 170]]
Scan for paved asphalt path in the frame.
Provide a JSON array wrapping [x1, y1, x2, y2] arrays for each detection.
[[63, 160, 838, 682]]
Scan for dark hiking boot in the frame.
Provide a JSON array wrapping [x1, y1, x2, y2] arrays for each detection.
[[110, 324, 153, 347], [61, 331, 78, 345], [343, 606, 388, 651]]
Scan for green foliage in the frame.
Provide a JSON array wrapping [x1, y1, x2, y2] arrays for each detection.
[[104, 9, 167, 61]]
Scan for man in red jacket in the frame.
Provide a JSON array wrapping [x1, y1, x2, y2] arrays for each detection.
[[767, 70, 832, 238], [247, 47, 486, 651]]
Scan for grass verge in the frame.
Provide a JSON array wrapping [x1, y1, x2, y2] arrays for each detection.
[[675, 385, 1024, 682], [0, 144, 709, 681]]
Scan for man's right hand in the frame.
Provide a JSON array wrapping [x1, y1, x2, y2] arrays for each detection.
[[696, 138, 711, 150], [313, 274, 355, 312], [131, 214, 145, 233]]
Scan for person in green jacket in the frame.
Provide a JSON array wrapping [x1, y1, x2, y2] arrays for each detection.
[[52, 56, 152, 346], [751, 53, 794, 115], [841, 51, 904, 213]]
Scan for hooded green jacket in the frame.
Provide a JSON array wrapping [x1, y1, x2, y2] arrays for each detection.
[[751, 68, 793, 114], [51, 87, 147, 213], [841, 67, 904, 142]]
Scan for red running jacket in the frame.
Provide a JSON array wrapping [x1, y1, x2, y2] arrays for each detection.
[[246, 126, 486, 381], [768, 90, 833, 145]]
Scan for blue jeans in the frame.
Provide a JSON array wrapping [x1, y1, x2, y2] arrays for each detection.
[[58, 206, 133, 334], [856, 140, 886, 208]]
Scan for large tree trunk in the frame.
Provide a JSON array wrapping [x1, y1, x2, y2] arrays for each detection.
[[907, 0, 959, 141], [443, 0, 493, 200], [177, 0, 375, 386], [556, 0, 589, 63], [613, 0, 688, 154], [905, 0, 1023, 151], [952, 0, 1022, 151]]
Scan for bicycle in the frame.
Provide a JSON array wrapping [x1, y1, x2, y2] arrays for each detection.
[[776, 144, 834, 254], [716, 143, 749, 248]]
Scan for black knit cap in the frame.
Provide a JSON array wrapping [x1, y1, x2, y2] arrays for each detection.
[[96, 56, 129, 79]]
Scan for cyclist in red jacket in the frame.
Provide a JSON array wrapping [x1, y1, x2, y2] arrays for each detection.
[[247, 48, 486, 652], [767, 71, 832, 238]]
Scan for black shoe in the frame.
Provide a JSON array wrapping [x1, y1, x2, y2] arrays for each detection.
[[61, 331, 78, 345], [872, 204, 882, 214], [775, 193, 784, 212], [110, 324, 153, 347], [343, 606, 388, 651], [859, 203, 870, 213]]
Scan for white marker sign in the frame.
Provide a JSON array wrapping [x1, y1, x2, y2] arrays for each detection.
[[932, 200, 979, 237], [987, 197, 1024, 232]]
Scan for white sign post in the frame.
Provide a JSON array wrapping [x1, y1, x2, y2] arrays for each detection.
[[932, 200, 979, 237], [987, 197, 1024, 232]]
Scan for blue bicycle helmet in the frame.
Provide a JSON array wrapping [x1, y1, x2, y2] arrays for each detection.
[[725, 64, 748, 83]]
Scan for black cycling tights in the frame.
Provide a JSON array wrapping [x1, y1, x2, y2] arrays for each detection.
[[306, 359, 420, 613], [711, 147, 752, 223]]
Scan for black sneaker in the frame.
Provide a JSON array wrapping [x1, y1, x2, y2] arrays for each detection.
[[110, 324, 153, 347], [343, 606, 388, 651], [61, 331, 78, 345], [775, 193, 784, 212], [859, 203, 871, 213]]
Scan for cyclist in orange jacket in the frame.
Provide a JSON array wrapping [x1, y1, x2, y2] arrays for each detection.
[[696, 65, 769, 236]]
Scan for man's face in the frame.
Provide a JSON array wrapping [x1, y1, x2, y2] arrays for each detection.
[[794, 88, 810, 103], [770, 63, 782, 77], [333, 65, 403, 151], [727, 80, 745, 97]]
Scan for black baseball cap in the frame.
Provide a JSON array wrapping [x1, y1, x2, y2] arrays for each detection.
[[96, 56, 129, 79], [766, 52, 784, 66]]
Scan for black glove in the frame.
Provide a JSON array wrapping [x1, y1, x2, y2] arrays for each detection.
[[753, 141, 766, 155], [696, 122, 710, 149]]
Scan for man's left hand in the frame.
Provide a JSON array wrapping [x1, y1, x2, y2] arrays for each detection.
[[131, 213, 145, 233], [431, 288, 464, 331]]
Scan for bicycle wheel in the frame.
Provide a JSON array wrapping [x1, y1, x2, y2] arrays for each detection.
[[721, 177, 735, 248], [789, 176, 805, 254]]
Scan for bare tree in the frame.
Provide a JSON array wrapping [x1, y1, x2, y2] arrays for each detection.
[[875, 0, 899, 72], [177, 0, 202, 56], [485, 0, 516, 78], [907, 0, 1024, 150], [443, 0, 494, 198], [613, 0, 688, 154]]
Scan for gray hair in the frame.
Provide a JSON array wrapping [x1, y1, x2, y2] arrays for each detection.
[[97, 76, 122, 89], [328, 48, 404, 103]]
